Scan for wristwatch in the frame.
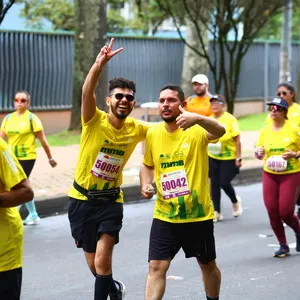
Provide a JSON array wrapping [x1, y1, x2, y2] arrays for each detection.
[[236, 158, 242, 162]]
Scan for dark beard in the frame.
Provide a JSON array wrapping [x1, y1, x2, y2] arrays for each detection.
[[111, 104, 133, 119], [196, 90, 206, 97], [162, 115, 177, 123]]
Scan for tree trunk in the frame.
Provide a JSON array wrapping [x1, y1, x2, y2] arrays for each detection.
[[69, 0, 107, 131], [181, 20, 209, 98]]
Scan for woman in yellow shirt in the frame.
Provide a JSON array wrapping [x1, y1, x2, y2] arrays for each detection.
[[0, 91, 57, 225], [255, 97, 300, 258], [276, 82, 300, 218], [208, 94, 242, 222]]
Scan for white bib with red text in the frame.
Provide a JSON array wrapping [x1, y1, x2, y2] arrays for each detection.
[[266, 155, 287, 172], [91, 152, 123, 181], [160, 169, 190, 200]]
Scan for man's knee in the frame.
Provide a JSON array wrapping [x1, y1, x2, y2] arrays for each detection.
[[149, 260, 170, 276], [198, 259, 219, 274]]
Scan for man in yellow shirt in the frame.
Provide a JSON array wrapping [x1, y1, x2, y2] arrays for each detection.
[[68, 38, 150, 300], [0, 138, 34, 299], [140, 84, 225, 300], [185, 74, 213, 116]]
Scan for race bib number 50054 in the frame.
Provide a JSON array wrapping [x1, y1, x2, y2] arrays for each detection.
[[91, 152, 123, 181]]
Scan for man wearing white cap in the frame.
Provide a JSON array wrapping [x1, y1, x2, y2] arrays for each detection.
[[185, 74, 213, 117]]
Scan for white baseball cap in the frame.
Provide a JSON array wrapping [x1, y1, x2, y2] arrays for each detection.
[[192, 74, 209, 84]]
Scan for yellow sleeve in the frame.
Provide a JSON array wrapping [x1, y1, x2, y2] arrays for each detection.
[[0, 139, 27, 190], [256, 129, 265, 147], [32, 114, 44, 132], [143, 130, 154, 167]]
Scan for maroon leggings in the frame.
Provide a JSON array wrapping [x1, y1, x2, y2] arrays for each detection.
[[262, 171, 300, 244]]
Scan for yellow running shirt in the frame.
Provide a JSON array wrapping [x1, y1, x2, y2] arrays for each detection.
[[0, 110, 43, 160], [266, 102, 300, 126], [208, 112, 240, 160], [143, 123, 214, 223], [185, 95, 212, 116], [68, 108, 150, 202], [256, 121, 300, 174], [0, 138, 27, 272]]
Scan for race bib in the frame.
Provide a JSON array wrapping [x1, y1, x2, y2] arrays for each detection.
[[160, 169, 190, 200], [266, 155, 287, 172], [208, 142, 222, 155], [91, 152, 123, 181]]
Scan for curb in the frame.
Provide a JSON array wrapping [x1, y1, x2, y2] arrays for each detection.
[[25, 167, 262, 218]]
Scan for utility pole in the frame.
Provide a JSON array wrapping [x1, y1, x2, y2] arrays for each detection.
[[279, 0, 292, 83]]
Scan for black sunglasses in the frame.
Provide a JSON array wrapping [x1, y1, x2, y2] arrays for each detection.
[[110, 93, 135, 102], [277, 91, 288, 97], [268, 105, 284, 112]]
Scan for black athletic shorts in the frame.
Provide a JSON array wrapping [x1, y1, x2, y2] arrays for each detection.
[[68, 197, 123, 253], [18, 159, 36, 178], [0, 267, 22, 300], [148, 218, 216, 264]]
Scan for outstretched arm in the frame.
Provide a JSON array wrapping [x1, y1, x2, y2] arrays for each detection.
[[176, 106, 225, 140], [81, 38, 124, 123]]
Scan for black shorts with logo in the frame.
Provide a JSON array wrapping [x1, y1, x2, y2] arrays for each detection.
[[68, 197, 123, 253], [148, 218, 216, 264]]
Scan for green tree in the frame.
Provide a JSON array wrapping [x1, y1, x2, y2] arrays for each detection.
[[155, 0, 285, 113], [257, 0, 300, 41], [0, 0, 16, 24], [16, 0, 127, 32]]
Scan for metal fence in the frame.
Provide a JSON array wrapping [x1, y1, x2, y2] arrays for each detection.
[[0, 30, 299, 111]]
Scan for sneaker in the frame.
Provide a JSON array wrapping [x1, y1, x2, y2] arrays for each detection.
[[273, 243, 290, 258], [23, 214, 40, 225], [296, 234, 300, 252], [232, 196, 243, 218], [213, 211, 223, 223], [109, 280, 126, 300]]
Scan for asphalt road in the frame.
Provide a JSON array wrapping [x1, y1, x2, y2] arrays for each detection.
[[22, 183, 300, 300]]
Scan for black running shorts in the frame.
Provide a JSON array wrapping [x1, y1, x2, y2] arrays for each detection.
[[148, 218, 216, 264], [0, 267, 22, 300], [68, 197, 123, 253]]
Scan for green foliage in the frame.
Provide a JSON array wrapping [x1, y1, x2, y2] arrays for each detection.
[[16, 0, 74, 30], [15, 0, 168, 34], [257, 4, 300, 40]]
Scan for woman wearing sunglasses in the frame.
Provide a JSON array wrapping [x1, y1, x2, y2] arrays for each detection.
[[0, 90, 57, 225], [208, 94, 242, 222], [256, 97, 300, 257]]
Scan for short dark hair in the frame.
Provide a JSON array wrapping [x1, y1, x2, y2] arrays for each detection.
[[277, 82, 296, 101], [15, 90, 31, 102], [159, 84, 185, 103], [109, 77, 136, 94]]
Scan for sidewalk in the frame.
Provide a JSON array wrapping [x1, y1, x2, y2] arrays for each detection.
[[28, 130, 263, 216]]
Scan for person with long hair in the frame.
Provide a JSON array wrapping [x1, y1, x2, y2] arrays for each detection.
[[256, 97, 300, 257], [208, 94, 242, 222], [0, 91, 57, 225]]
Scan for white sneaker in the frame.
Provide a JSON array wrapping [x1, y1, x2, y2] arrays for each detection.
[[232, 196, 243, 217], [23, 215, 40, 225], [213, 211, 224, 222]]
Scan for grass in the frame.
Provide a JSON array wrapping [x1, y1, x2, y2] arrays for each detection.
[[238, 112, 268, 131], [42, 113, 267, 147], [41, 130, 81, 147]]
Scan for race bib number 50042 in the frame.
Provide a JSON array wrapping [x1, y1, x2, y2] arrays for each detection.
[[160, 169, 190, 200], [91, 152, 123, 181]]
